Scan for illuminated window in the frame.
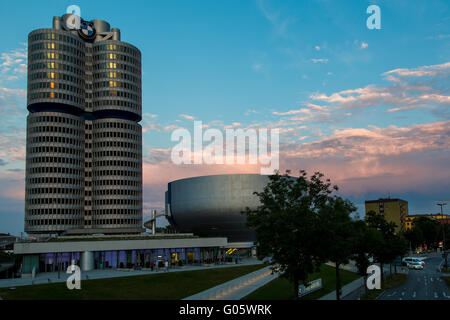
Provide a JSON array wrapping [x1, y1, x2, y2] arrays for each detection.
[[50, 82, 54, 89], [50, 72, 55, 79], [50, 92, 54, 98]]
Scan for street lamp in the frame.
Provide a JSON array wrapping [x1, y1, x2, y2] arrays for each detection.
[[437, 202, 447, 269]]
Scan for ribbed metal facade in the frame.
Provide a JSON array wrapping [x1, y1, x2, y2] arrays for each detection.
[[25, 15, 142, 234], [166, 174, 270, 242]]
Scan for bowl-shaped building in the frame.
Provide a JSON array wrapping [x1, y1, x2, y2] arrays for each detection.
[[165, 174, 270, 243]]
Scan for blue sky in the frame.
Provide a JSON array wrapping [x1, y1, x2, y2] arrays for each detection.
[[0, 0, 449, 235]]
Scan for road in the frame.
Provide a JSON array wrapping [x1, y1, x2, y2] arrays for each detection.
[[378, 256, 450, 300]]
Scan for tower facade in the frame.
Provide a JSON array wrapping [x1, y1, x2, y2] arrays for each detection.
[[25, 15, 143, 234]]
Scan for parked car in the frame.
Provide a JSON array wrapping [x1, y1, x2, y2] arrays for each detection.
[[402, 257, 425, 266], [407, 261, 424, 270]]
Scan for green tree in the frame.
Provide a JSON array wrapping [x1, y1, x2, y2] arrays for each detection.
[[317, 196, 357, 300], [402, 227, 424, 252], [352, 220, 381, 295], [365, 211, 408, 285], [245, 170, 336, 300], [413, 217, 439, 249]]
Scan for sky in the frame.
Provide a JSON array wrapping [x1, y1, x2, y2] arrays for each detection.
[[0, 0, 449, 236]]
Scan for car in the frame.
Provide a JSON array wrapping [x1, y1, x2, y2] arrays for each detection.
[[407, 261, 424, 270], [402, 257, 425, 266]]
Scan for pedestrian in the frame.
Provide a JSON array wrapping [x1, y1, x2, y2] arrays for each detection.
[[150, 261, 154, 271], [164, 260, 169, 272]]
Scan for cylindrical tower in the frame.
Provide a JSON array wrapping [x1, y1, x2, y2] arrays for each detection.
[[25, 15, 143, 235]]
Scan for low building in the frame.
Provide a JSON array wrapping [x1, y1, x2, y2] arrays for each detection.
[[403, 213, 450, 231], [14, 233, 227, 275], [365, 198, 409, 232]]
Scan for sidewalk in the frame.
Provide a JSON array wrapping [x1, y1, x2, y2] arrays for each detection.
[[319, 277, 364, 300], [0, 258, 263, 288], [184, 265, 279, 300]]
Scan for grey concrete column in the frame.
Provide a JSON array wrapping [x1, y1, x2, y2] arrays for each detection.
[[80, 251, 94, 271]]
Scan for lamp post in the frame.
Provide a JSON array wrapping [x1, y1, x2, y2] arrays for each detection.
[[437, 202, 447, 269]]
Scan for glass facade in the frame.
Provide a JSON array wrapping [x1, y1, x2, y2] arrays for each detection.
[[29, 247, 223, 273]]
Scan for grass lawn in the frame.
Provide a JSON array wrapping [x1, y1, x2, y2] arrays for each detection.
[[360, 273, 407, 300], [243, 264, 360, 300], [0, 264, 265, 300]]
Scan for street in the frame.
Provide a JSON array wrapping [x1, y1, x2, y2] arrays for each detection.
[[378, 256, 450, 300]]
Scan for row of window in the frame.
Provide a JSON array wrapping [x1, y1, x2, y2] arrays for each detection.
[[94, 199, 141, 206], [29, 91, 83, 105], [28, 156, 83, 166], [29, 115, 83, 126], [27, 177, 83, 186], [29, 32, 83, 47], [30, 51, 83, 67], [29, 42, 84, 57], [28, 166, 83, 175], [27, 136, 83, 147], [94, 121, 140, 130], [93, 160, 140, 169], [91, 219, 142, 226], [94, 144, 140, 152], [93, 170, 140, 178], [93, 43, 140, 58], [27, 198, 83, 206], [94, 80, 140, 93], [29, 71, 83, 86], [94, 131, 140, 141], [29, 146, 82, 156], [94, 53, 140, 67], [94, 71, 140, 84], [27, 187, 83, 195], [94, 62, 140, 75], [28, 124, 83, 136], [94, 150, 140, 159], [29, 81, 83, 95], [94, 189, 141, 196], [92, 99, 141, 112], [26, 218, 84, 227], [94, 89, 141, 103], [29, 61, 83, 76], [94, 179, 140, 187]]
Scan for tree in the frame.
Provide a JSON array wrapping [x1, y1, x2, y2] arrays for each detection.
[[352, 220, 381, 295], [402, 227, 424, 252], [365, 211, 408, 285], [413, 217, 439, 249], [317, 196, 357, 300], [245, 170, 337, 300]]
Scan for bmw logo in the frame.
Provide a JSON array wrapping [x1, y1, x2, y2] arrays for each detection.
[[78, 20, 96, 40]]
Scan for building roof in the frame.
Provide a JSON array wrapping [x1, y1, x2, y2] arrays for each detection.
[[365, 198, 408, 204]]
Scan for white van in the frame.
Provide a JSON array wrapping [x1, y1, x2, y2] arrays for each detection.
[[402, 257, 425, 266]]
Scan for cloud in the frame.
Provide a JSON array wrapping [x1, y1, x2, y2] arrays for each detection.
[[179, 114, 195, 121], [280, 120, 450, 195], [311, 58, 328, 64], [309, 62, 450, 114], [315, 46, 321, 51], [383, 62, 450, 78], [257, 0, 296, 38], [360, 42, 368, 49], [0, 45, 27, 83]]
